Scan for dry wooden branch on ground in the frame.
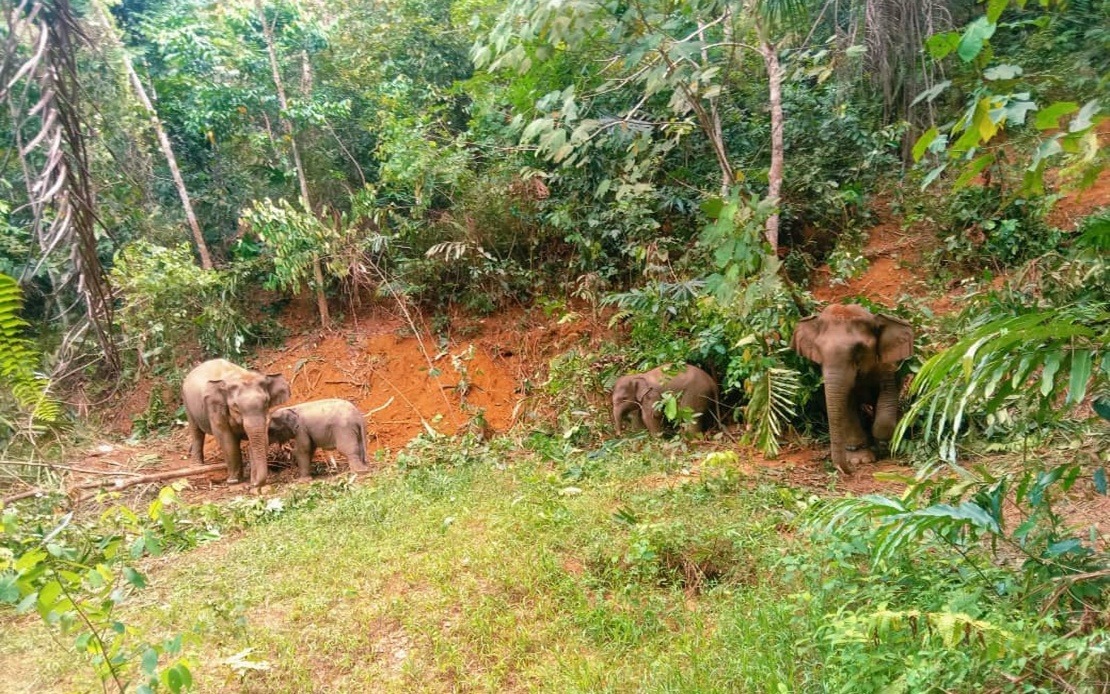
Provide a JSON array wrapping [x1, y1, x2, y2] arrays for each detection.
[[1, 463, 226, 505]]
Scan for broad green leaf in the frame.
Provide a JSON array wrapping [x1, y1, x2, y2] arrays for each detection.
[[926, 31, 960, 60], [0, 574, 19, 603], [520, 117, 553, 144], [1029, 137, 1063, 170], [1065, 349, 1092, 405], [1045, 538, 1084, 557], [986, 0, 1009, 22], [164, 665, 185, 693], [700, 197, 725, 218], [142, 647, 159, 675], [957, 18, 996, 62], [124, 566, 147, 589], [912, 127, 939, 162], [37, 580, 62, 615], [1034, 101, 1079, 130], [1001, 99, 1036, 125], [1094, 467, 1108, 495], [1070, 99, 1100, 132], [953, 153, 995, 189], [1094, 396, 1110, 421], [910, 80, 951, 107], [983, 63, 1022, 80], [1040, 351, 1061, 396], [921, 163, 947, 189]]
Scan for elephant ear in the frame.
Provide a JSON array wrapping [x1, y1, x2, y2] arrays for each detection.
[[791, 316, 824, 364], [203, 379, 231, 420], [876, 314, 914, 363], [634, 377, 658, 402], [272, 408, 298, 438], [264, 374, 291, 408]]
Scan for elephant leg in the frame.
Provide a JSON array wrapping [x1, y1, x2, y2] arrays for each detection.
[[640, 401, 662, 436], [216, 430, 244, 484], [339, 432, 370, 473], [294, 438, 315, 481], [187, 418, 206, 466], [871, 368, 900, 458], [843, 391, 874, 468]]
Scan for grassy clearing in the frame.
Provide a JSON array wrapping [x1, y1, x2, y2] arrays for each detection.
[[3, 436, 823, 692], [3, 434, 1102, 692]]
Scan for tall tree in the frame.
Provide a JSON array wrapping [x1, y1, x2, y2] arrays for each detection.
[[257, 0, 329, 327], [478, 0, 815, 255], [92, 0, 214, 270]]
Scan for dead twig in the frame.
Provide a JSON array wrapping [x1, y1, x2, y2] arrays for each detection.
[[0, 460, 142, 476], [2, 463, 226, 505]]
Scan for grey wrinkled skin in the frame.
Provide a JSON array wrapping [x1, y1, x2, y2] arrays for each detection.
[[611, 364, 720, 436], [268, 398, 370, 480], [791, 304, 914, 474], [182, 359, 290, 487]]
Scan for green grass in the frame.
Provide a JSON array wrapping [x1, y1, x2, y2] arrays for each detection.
[[3, 433, 1102, 692], [1, 436, 825, 692]]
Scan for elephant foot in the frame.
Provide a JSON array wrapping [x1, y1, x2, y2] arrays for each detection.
[[845, 444, 875, 469], [226, 476, 242, 485], [873, 439, 891, 460]]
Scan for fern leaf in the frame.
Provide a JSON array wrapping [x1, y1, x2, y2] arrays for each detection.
[[0, 274, 56, 426]]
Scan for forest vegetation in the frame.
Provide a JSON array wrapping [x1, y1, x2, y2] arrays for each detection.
[[0, 0, 1108, 691]]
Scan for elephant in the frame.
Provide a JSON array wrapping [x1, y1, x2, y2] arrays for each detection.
[[182, 359, 291, 487], [612, 363, 720, 436], [790, 303, 914, 473], [267, 399, 370, 480]]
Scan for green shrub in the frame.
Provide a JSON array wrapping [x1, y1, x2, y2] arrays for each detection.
[[933, 187, 1060, 274], [110, 241, 275, 367]]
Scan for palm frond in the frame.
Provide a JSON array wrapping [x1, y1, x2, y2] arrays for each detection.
[[743, 365, 801, 457], [895, 306, 1110, 460]]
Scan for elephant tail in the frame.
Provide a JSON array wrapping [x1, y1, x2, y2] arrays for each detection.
[[357, 420, 368, 466]]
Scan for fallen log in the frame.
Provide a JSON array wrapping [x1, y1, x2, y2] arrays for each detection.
[[2, 463, 227, 506]]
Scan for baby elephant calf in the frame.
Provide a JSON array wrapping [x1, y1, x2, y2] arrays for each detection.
[[268, 399, 370, 480]]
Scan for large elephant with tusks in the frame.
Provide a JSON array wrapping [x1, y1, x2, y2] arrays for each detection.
[[182, 359, 291, 487]]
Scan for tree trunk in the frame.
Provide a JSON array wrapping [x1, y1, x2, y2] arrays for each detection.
[[93, 1, 213, 270], [699, 17, 733, 198], [759, 38, 784, 254], [257, 0, 330, 328]]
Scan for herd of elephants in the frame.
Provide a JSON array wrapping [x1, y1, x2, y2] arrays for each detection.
[[182, 303, 914, 488]]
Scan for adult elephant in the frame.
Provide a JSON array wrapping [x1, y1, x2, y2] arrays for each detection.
[[182, 359, 291, 487], [790, 304, 914, 473], [611, 363, 719, 436]]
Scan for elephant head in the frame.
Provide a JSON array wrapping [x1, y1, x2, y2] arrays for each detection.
[[205, 372, 290, 486], [612, 373, 663, 435], [791, 303, 913, 472], [268, 408, 298, 444]]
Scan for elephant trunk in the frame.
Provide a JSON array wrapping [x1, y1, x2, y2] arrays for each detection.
[[244, 417, 270, 487], [822, 368, 854, 473]]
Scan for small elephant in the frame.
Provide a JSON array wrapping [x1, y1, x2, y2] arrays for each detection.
[[182, 359, 291, 487], [612, 363, 719, 436], [267, 399, 370, 480], [791, 303, 914, 473]]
